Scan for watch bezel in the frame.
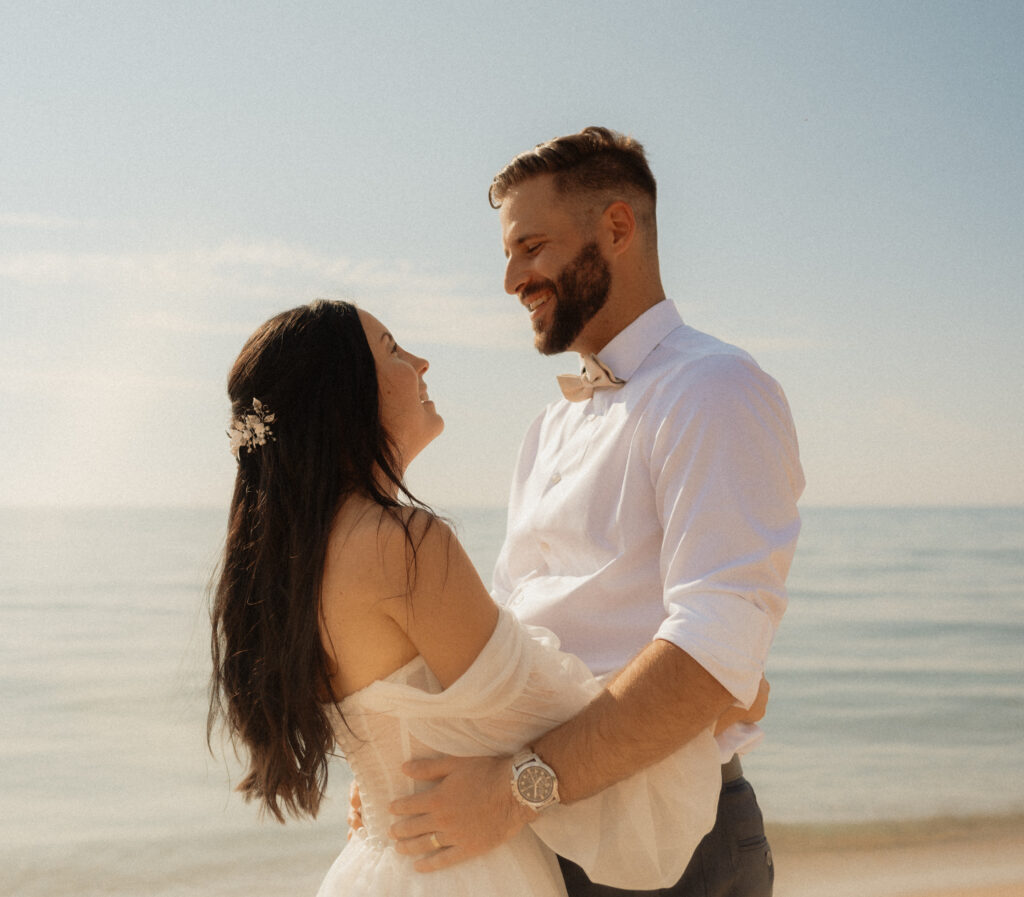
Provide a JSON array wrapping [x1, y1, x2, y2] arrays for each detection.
[[510, 750, 560, 811]]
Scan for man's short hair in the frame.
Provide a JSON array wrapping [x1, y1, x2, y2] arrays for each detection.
[[489, 126, 657, 211]]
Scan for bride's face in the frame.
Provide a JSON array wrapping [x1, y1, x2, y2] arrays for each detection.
[[358, 310, 444, 466]]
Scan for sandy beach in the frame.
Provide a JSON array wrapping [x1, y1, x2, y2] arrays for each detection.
[[187, 815, 1024, 897], [770, 816, 1024, 897], [176, 814, 1024, 897], [7, 810, 1024, 896]]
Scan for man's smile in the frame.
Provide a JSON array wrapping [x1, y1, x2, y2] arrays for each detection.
[[524, 291, 553, 321]]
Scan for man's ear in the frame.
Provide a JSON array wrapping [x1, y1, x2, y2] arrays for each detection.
[[600, 200, 636, 256]]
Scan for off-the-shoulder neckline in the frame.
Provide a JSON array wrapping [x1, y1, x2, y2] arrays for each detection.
[[330, 608, 513, 709]]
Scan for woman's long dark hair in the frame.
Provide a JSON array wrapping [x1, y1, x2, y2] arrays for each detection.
[[208, 299, 432, 822]]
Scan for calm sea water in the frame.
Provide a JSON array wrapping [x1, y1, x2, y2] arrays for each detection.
[[1, 506, 1022, 896]]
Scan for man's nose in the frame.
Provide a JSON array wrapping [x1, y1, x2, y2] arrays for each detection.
[[504, 256, 528, 296]]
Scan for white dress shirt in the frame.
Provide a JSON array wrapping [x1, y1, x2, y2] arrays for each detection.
[[492, 300, 804, 758]]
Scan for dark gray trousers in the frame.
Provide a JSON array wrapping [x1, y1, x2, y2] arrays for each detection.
[[558, 775, 774, 897]]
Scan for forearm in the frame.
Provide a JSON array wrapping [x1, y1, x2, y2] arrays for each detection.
[[388, 638, 736, 869], [532, 638, 734, 803]]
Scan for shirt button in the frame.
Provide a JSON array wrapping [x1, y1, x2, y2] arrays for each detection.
[[585, 413, 596, 422], [539, 541, 551, 553], [550, 472, 561, 485]]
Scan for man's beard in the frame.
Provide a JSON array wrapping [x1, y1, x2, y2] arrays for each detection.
[[531, 242, 611, 356]]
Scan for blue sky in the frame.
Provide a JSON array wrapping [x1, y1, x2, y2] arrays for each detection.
[[2, 1, 1022, 508]]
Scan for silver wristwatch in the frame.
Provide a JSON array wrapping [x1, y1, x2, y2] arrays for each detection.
[[510, 750, 560, 811]]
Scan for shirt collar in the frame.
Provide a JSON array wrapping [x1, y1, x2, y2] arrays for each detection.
[[590, 299, 684, 382]]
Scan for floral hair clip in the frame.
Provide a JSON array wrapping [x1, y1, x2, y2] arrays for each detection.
[[228, 398, 276, 459]]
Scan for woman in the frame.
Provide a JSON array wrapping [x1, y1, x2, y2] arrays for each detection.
[[210, 300, 758, 897]]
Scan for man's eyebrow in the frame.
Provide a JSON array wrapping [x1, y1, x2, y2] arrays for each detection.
[[515, 232, 543, 246]]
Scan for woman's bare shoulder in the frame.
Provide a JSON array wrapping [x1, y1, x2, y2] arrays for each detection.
[[326, 499, 496, 689], [324, 499, 453, 602], [320, 500, 433, 696]]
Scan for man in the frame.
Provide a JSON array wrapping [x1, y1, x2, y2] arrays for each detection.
[[388, 127, 804, 897]]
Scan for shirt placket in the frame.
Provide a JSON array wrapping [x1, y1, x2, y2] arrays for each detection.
[[541, 404, 603, 497]]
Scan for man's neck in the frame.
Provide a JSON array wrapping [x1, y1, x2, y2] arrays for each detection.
[[573, 289, 666, 356]]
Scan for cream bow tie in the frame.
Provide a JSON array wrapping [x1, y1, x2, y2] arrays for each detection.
[[557, 354, 626, 402]]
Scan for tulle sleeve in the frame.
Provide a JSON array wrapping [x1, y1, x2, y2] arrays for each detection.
[[351, 608, 720, 889]]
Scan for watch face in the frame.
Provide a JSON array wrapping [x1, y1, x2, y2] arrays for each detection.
[[517, 766, 554, 803]]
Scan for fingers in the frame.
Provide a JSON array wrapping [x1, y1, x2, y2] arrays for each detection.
[[347, 779, 363, 836], [390, 760, 454, 817], [347, 804, 363, 834], [388, 755, 527, 871], [714, 676, 771, 733], [413, 844, 475, 873], [402, 756, 455, 782], [388, 757, 456, 847], [389, 812, 438, 844], [750, 676, 770, 721], [393, 830, 449, 858], [390, 789, 437, 819]]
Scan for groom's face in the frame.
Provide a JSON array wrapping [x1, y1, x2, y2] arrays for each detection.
[[500, 175, 611, 356]]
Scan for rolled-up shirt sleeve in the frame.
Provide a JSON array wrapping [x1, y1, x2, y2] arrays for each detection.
[[649, 353, 804, 707]]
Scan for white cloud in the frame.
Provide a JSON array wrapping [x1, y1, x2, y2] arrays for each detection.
[[132, 312, 255, 337], [0, 362, 211, 394], [730, 335, 817, 354], [0, 239, 523, 348], [0, 212, 89, 231]]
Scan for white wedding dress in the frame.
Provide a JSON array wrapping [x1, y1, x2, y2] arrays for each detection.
[[316, 608, 720, 897]]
